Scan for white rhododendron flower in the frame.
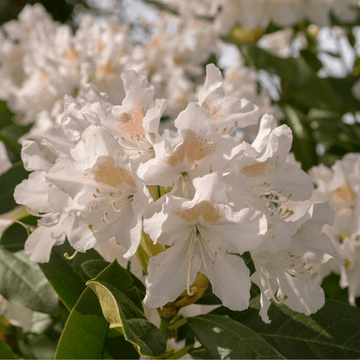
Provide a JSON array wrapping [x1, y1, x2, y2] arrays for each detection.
[[305, 153, 360, 305], [251, 202, 340, 323], [2, 3, 360, 358], [198, 64, 259, 134], [143, 173, 266, 311], [61, 70, 167, 163], [13, 134, 75, 263], [222, 55, 283, 122], [11, 61, 345, 322], [225, 114, 313, 220], [46, 125, 152, 258], [337, 233, 360, 305], [139, 103, 240, 193], [172, 0, 359, 33]]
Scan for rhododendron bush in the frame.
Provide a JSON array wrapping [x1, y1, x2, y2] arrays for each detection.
[[1, 1, 360, 359]]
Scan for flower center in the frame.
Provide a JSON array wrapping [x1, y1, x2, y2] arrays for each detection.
[[244, 182, 294, 220], [88, 189, 133, 234]]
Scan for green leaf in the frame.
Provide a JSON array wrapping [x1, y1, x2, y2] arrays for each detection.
[[0, 162, 29, 215], [0, 101, 14, 129], [102, 328, 140, 359], [87, 260, 144, 310], [55, 287, 138, 359], [188, 314, 285, 359], [87, 280, 166, 357], [212, 296, 360, 359], [188, 343, 213, 360], [0, 339, 16, 359], [327, 76, 360, 111], [39, 240, 103, 311], [195, 284, 222, 306], [0, 123, 32, 154], [55, 262, 142, 359], [0, 215, 38, 252], [300, 49, 323, 72], [221, 39, 343, 112], [81, 259, 146, 300], [81, 259, 111, 278], [321, 272, 350, 304], [185, 328, 214, 359], [0, 248, 58, 314], [282, 105, 318, 171]]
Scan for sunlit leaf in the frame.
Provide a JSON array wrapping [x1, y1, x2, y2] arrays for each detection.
[[81, 259, 146, 300], [55, 261, 144, 359], [87, 280, 166, 357]]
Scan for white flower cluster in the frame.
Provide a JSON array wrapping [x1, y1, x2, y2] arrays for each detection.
[[0, 4, 139, 124], [301, 154, 360, 306], [15, 64, 341, 322], [0, 5, 221, 131], [161, 0, 359, 32], [0, 4, 283, 145]]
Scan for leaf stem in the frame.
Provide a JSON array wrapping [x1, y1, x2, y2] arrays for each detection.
[[159, 314, 172, 340], [169, 313, 181, 325], [168, 317, 188, 331], [166, 344, 194, 359]]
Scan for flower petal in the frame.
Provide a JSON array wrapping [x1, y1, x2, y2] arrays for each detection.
[[144, 239, 201, 308], [25, 216, 66, 263], [204, 254, 251, 311], [14, 172, 52, 213]]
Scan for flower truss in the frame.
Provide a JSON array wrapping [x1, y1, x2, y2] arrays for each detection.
[[304, 153, 360, 305], [159, 0, 359, 32], [0, 3, 286, 147], [14, 63, 343, 321]]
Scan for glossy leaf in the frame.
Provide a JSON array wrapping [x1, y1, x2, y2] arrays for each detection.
[[55, 286, 139, 359], [81, 259, 110, 279], [0, 162, 29, 215], [87, 261, 144, 310], [186, 329, 214, 359], [102, 328, 140, 359], [0, 248, 58, 314], [55, 261, 143, 359], [0, 215, 38, 252], [188, 314, 285, 359], [87, 280, 166, 357], [212, 296, 360, 359], [81, 259, 146, 300], [39, 240, 103, 311]]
